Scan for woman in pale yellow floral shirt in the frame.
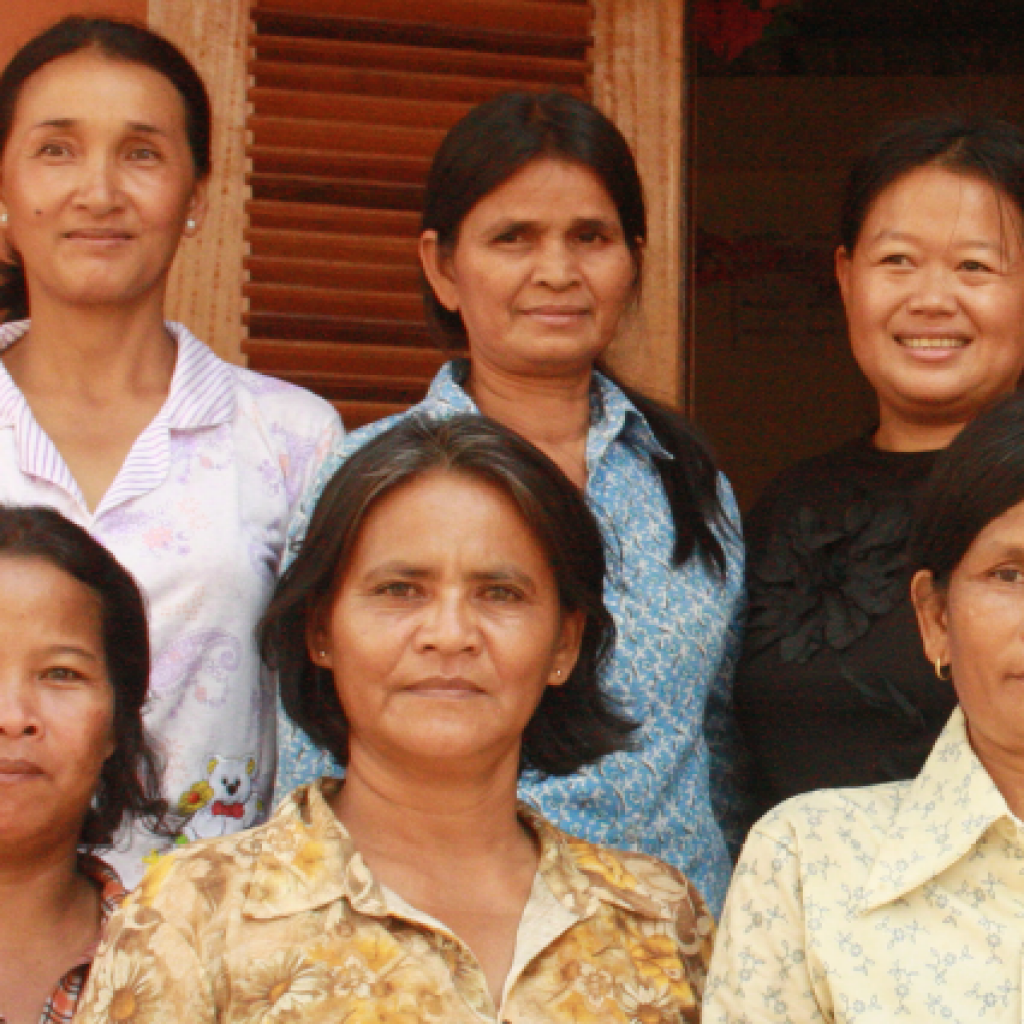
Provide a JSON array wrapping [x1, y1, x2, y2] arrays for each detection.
[[77, 415, 714, 1024], [707, 392, 1024, 1022]]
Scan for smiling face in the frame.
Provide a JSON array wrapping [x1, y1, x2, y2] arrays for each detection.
[[0, 555, 115, 858], [420, 158, 638, 379], [0, 48, 206, 316], [836, 164, 1024, 446], [309, 470, 583, 777]]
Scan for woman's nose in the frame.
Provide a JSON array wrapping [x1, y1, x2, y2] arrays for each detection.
[[907, 264, 958, 316], [0, 680, 41, 738], [534, 237, 580, 289], [416, 592, 480, 654], [74, 154, 121, 212]]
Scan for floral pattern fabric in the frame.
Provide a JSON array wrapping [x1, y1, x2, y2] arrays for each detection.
[[276, 361, 746, 916], [76, 781, 714, 1024], [704, 708, 1024, 1022], [0, 320, 343, 887]]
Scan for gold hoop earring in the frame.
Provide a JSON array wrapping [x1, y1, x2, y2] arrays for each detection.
[[934, 658, 951, 681]]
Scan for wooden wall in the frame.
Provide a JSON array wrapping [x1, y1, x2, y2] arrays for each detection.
[[592, 0, 687, 408], [149, 0, 250, 364]]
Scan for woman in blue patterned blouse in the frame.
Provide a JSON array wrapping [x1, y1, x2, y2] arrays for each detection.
[[276, 91, 746, 916]]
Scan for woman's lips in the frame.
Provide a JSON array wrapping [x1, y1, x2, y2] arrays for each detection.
[[897, 336, 970, 349], [522, 305, 590, 326], [0, 758, 44, 780], [64, 229, 133, 244], [896, 335, 971, 360], [405, 677, 483, 698]]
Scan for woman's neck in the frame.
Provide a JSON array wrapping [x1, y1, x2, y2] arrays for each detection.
[[333, 747, 528, 868], [465, 360, 592, 487], [0, 841, 94, 947], [873, 409, 967, 453], [5, 301, 176, 400]]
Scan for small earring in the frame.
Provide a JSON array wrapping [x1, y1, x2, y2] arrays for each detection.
[[0, 211, 8, 226], [186, 218, 197, 232], [555, 669, 563, 678], [934, 658, 951, 681], [318, 650, 327, 660]]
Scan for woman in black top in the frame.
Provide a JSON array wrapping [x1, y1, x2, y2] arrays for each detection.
[[737, 114, 1024, 817]]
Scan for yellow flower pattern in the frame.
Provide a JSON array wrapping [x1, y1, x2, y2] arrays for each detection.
[[77, 781, 712, 1024]]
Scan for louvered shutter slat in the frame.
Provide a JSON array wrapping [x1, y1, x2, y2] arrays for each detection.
[[245, 0, 592, 426]]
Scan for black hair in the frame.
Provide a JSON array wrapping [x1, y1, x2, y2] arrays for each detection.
[[260, 414, 636, 777], [910, 390, 1024, 588], [0, 16, 212, 321], [421, 90, 728, 573], [0, 505, 169, 847], [841, 113, 1024, 253]]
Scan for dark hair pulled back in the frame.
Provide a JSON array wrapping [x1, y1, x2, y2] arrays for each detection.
[[0, 16, 212, 321], [841, 113, 1024, 253], [422, 91, 729, 573]]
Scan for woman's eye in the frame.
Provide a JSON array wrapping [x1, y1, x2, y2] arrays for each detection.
[[41, 666, 84, 682], [37, 142, 71, 159], [990, 567, 1024, 584], [493, 230, 525, 245], [127, 146, 160, 162], [481, 585, 523, 603], [960, 259, 993, 273], [879, 253, 911, 267], [374, 582, 420, 598]]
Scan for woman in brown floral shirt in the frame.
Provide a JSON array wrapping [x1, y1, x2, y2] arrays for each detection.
[[77, 416, 714, 1024]]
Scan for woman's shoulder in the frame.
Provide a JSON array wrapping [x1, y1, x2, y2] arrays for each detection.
[[167, 324, 341, 436], [230, 365, 341, 429], [749, 437, 869, 513], [745, 777, 912, 863], [553, 821, 712, 926], [128, 813, 277, 914]]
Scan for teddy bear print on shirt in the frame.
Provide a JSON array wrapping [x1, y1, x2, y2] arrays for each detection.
[[178, 755, 261, 841]]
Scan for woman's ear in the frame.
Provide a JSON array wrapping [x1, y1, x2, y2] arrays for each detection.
[[835, 245, 852, 303], [183, 178, 210, 236], [548, 610, 585, 687], [911, 569, 950, 668], [305, 606, 332, 669], [419, 230, 461, 312]]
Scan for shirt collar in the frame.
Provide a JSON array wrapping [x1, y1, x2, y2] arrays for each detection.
[[425, 360, 670, 464], [244, 780, 675, 925], [76, 852, 127, 963], [157, 322, 235, 429], [0, 320, 235, 431], [0, 320, 31, 428], [859, 707, 1012, 912]]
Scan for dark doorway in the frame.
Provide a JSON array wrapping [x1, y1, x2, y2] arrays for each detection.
[[690, 0, 1024, 509]]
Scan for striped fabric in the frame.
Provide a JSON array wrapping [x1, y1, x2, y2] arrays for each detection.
[[0, 320, 236, 516]]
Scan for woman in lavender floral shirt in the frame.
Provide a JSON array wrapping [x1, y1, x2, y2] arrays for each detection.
[[0, 18, 341, 887]]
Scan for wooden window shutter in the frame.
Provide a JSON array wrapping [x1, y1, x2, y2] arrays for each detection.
[[245, 0, 592, 427]]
